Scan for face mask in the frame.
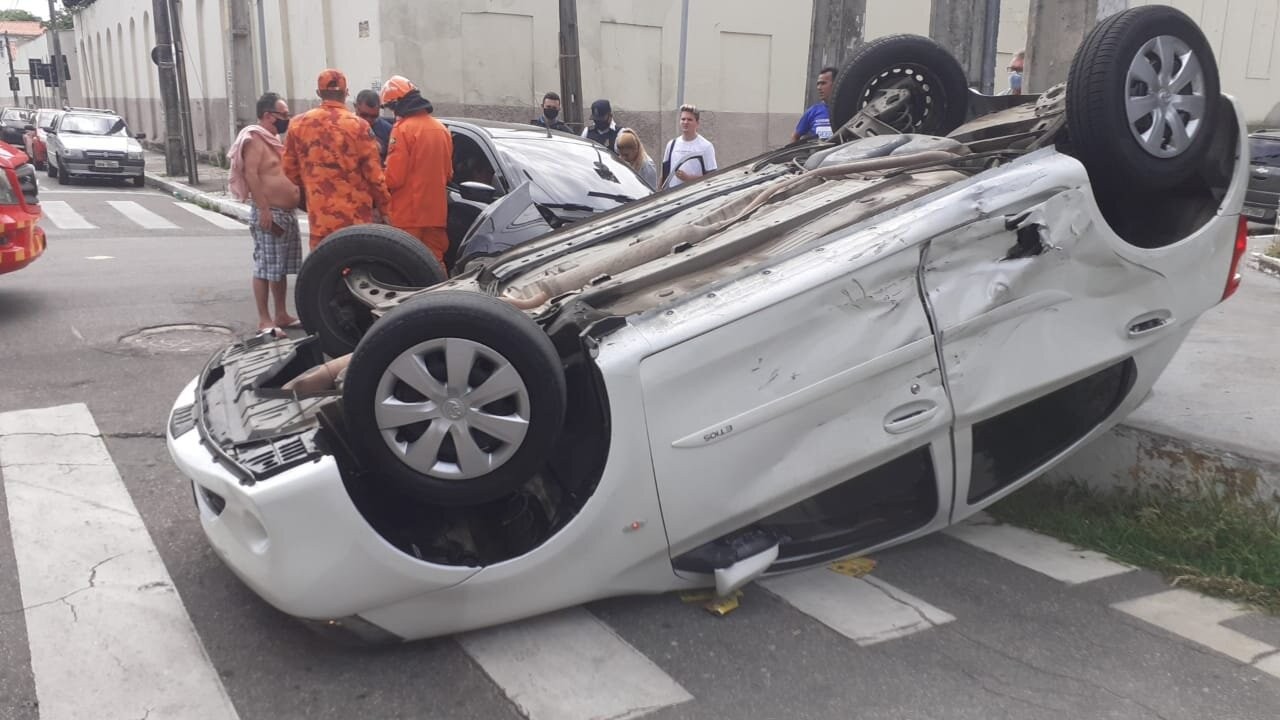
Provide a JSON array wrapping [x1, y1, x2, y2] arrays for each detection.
[[274, 117, 290, 134], [543, 107, 559, 121], [594, 118, 609, 130]]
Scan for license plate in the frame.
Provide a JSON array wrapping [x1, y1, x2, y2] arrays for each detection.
[[1242, 206, 1269, 218], [93, 160, 120, 168]]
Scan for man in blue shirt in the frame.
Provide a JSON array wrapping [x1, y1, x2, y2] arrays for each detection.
[[356, 89, 394, 163], [792, 66, 837, 143]]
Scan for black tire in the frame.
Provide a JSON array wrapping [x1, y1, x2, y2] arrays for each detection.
[[45, 157, 55, 177], [343, 291, 567, 507], [830, 34, 969, 136], [295, 224, 447, 357], [1066, 5, 1220, 191], [131, 174, 145, 188], [55, 158, 69, 185]]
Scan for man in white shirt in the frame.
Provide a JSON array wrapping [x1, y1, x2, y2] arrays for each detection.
[[661, 104, 718, 189]]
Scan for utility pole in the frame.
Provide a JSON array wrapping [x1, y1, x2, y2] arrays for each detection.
[[169, 0, 198, 184], [930, 0, 1000, 93], [804, 0, 866, 109], [151, 0, 186, 176], [227, 0, 256, 135], [556, 0, 583, 132], [46, 0, 67, 107], [4, 33, 18, 106]]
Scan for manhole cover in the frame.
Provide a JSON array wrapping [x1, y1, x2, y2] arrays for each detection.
[[119, 324, 234, 353]]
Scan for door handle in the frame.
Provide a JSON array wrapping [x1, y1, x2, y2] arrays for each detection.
[[884, 401, 939, 434], [1127, 309, 1173, 338]]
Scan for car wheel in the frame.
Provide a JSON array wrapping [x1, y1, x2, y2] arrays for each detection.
[[45, 156, 55, 177], [342, 291, 567, 507], [295, 224, 447, 358], [55, 158, 70, 185], [131, 175, 145, 188], [1067, 5, 1220, 191], [829, 34, 970, 136]]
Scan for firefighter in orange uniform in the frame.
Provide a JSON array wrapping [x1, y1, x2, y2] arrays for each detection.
[[283, 68, 389, 250], [379, 75, 454, 265]]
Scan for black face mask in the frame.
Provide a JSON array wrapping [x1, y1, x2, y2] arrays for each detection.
[[274, 117, 289, 134], [594, 117, 609, 131], [543, 106, 559, 121]]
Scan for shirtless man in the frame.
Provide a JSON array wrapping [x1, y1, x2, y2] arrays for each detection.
[[229, 92, 303, 333]]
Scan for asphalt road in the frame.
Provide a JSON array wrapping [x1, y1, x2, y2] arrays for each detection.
[[1, 183, 1278, 720]]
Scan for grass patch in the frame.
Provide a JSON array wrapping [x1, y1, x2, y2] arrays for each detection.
[[990, 480, 1280, 614], [1266, 238, 1280, 259]]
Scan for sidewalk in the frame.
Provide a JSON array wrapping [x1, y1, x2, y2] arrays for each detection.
[[144, 150, 1280, 504], [143, 150, 250, 222]]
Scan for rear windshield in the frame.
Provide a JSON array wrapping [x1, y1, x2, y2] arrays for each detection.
[[1250, 137, 1280, 165], [1, 108, 29, 122], [494, 137, 653, 212]]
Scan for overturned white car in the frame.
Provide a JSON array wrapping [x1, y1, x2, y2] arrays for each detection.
[[167, 6, 1249, 643]]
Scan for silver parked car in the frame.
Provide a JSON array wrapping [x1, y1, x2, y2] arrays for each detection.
[[45, 107, 147, 187]]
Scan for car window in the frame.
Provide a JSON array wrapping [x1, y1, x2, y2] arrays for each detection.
[[1250, 137, 1280, 166], [493, 137, 652, 212], [59, 114, 127, 136], [1, 108, 22, 122], [36, 110, 59, 128]]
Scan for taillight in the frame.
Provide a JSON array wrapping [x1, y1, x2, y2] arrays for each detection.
[[1222, 215, 1248, 300]]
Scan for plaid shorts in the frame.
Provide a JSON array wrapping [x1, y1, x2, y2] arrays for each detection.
[[250, 206, 302, 281]]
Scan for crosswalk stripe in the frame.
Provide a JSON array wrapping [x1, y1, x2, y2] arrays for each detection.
[[458, 607, 693, 720], [40, 200, 96, 230], [1113, 590, 1277, 667], [0, 404, 240, 720], [945, 513, 1134, 585], [172, 202, 247, 230], [760, 568, 955, 646], [106, 200, 180, 230]]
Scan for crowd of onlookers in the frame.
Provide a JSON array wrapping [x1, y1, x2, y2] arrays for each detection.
[[226, 63, 844, 335]]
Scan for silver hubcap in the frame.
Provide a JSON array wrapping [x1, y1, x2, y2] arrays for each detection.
[[1126, 35, 1206, 159], [374, 338, 530, 480]]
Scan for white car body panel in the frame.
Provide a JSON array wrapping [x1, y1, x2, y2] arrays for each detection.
[[165, 95, 1251, 642]]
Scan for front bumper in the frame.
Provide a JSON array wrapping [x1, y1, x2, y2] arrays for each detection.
[[64, 159, 144, 178], [0, 219, 45, 275], [1243, 188, 1278, 220], [165, 376, 479, 621]]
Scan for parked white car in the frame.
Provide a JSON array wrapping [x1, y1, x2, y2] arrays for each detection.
[[45, 106, 147, 187], [167, 6, 1249, 644]]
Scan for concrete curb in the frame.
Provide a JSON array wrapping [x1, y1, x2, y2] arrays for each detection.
[[1044, 422, 1280, 508], [144, 172, 250, 224], [1248, 251, 1280, 278]]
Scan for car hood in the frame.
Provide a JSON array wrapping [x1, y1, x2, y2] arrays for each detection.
[[57, 134, 140, 153]]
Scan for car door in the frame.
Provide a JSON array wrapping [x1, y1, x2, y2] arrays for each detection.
[[638, 236, 955, 572], [919, 152, 1241, 518]]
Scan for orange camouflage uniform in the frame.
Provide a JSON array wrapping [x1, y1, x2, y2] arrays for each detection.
[[283, 99, 390, 249]]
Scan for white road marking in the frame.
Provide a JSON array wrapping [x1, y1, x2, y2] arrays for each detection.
[[38, 188, 154, 195], [945, 513, 1134, 584], [458, 607, 693, 720], [0, 404, 240, 720], [84, 255, 115, 260], [1255, 652, 1280, 680], [172, 202, 246, 230], [39, 200, 96, 230], [760, 568, 955, 646], [1113, 589, 1278, 672], [107, 200, 180, 230]]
